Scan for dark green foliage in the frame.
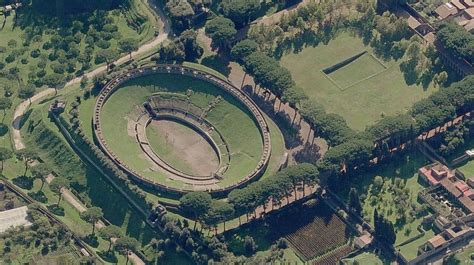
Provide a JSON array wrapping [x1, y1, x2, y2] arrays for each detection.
[[348, 187, 362, 216], [231, 39, 259, 64], [179, 192, 212, 229], [373, 209, 396, 245], [165, 0, 195, 31], [244, 51, 294, 97], [158, 30, 203, 62], [18, 85, 36, 102], [0, 147, 12, 172], [220, 0, 261, 27], [114, 236, 139, 263], [80, 207, 104, 235], [205, 16, 237, 50], [99, 225, 123, 251], [437, 22, 474, 64], [30, 0, 127, 16]]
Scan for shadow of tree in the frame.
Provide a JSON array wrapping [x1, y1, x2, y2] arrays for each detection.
[[98, 250, 118, 263], [201, 54, 231, 77], [12, 175, 33, 190]]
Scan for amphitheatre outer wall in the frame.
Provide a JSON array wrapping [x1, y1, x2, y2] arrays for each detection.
[[92, 64, 272, 196]]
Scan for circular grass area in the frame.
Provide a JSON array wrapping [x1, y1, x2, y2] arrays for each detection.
[[99, 72, 267, 191]]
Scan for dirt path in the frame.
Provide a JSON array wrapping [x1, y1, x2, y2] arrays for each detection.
[[148, 120, 219, 176], [227, 63, 328, 164], [11, 2, 171, 151], [12, 88, 55, 150]]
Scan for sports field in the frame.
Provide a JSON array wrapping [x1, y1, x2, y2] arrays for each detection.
[[279, 31, 438, 130], [100, 73, 276, 190]]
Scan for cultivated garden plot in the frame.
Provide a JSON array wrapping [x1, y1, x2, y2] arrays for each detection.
[[279, 31, 438, 130]]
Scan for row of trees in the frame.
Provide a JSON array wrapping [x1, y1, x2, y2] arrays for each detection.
[[31, 0, 128, 16], [151, 210, 289, 264], [179, 163, 319, 231], [319, 75, 474, 177]]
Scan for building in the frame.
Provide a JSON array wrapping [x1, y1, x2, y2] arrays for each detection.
[[419, 163, 455, 186], [435, 2, 460, 20], [420, 163, 474, 214], [354, 234, 373, 249]]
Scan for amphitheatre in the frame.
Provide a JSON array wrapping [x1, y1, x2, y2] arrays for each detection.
[[93, 65, 273, 195]]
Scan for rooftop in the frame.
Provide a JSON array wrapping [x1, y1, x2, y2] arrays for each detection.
[[0, 206, 32, 233], [427, 234, 446, 249]]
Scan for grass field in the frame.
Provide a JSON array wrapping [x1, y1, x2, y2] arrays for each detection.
[[326, 52, 387, 90], [342, 252, 388, 264], [279, 31, 438, 130], [100, 73, 274, 189]]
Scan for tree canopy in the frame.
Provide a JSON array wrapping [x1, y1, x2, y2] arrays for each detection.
[[205, 16, 237, 50]]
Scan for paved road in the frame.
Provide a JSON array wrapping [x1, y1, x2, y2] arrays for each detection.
[[11, 0, 171, 151]]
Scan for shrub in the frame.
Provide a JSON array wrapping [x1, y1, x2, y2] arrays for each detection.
[[96, 40, 111, 49], [5, 54, 15, 63]]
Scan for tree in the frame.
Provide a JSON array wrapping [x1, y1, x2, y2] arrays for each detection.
[[80, 207, 104, 235], [49, 177, 69, 205], [0, 98, 12, 122], [0, 147, 12, 173], [205, 16, 237, 50], [99, 225, 123, 251], [18, 85, 36, 104], [220, 0, 261, 27], [95, 49, 118, 71], [15, 149, 37, 175], [179, 192, 212, 230], [348, 188, 362, 216], [165, 0, 195, 31], [205, 200, 234, 233], [373, 210, 396, 245], [244, 236, 257, 255], [118, 38, 139, 60], [231, 39, 259, 64], [115, 236, 139, 265], [43, 73, 65, 95], [177, 30, 203, 61], [30, 163, 51, 191]]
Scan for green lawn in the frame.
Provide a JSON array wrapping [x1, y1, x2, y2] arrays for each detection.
[[279, 31, 438, 130], [458, 160, 474, 178], [398, 229, 435, 261], [327, 52, 387, 90], [342, 252, 388, 265], [100, 73, 275, 189], [453, 244, 474, 264]]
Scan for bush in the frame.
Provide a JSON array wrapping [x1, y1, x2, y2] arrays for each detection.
[[21, 58, 28, 64], [30, 49, 41, 58], [5, 54, 15, 63], [96, 40, 111, 49], [42, 42, 52, 50], [244, 236, 257, 255]]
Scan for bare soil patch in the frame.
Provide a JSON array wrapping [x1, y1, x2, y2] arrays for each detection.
[[147, 119, 219, 176]]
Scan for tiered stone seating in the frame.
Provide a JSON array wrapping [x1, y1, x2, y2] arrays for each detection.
[[92, 64, 272, 196]]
